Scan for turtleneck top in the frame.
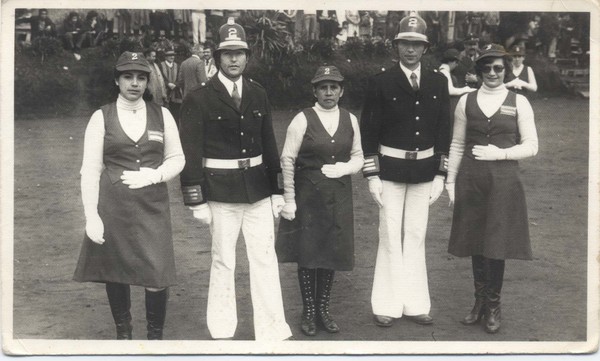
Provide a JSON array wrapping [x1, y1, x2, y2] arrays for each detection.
[[280, 102, 364, 202], [446, 83, 538, 183], [80, 95, 184, 218]]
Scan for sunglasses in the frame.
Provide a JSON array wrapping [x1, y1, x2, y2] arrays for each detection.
[[481, 65, 505, 74]]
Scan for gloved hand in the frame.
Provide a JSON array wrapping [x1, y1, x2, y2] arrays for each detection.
[[85, 214, 105, 245], [191, 203, 212, 225], [472, 144, 506, 161], [321, 162, 352, 179], [121, 167, 162, 189], [281, 201, 297, 221], [446, 182, 455, 207], [429, 175, 445, 205], [271, 195, 285, 218], [367, 176, 384, 208]]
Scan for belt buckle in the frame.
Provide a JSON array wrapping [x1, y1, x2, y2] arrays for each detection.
[[405, 151, 418, 160], [238, 158, 250, 168]]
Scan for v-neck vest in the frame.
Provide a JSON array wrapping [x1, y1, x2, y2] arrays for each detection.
[[101, 102, 165, 183], [296, 107, 353, 181], [464, 91, 519, 160]]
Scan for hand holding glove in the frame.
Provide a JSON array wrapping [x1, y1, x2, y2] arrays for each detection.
[[271, 195, 285, 218], [121, 167, 162, 189], [429, 175, 445, 205], [85, 214, 105, 245], [321, 162, 352, 179], [472, 144, 506, 161], [367, 176, 384, 208], [281, 201, 297, 221], [446, 182, 455, 207], [191, 203, 212, 225]]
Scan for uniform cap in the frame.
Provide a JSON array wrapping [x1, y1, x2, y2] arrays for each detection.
[[393, 14, 429, 44], [164, 49, 176, 56], [475, 43, 508, 62], [464, 33, 479, 44], [115, 51, 151, 73], [216, 17, 249, 52], [311, 65, 344, 84], [510, 45, 526, 56]]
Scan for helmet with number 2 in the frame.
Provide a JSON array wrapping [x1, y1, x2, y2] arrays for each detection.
[[214, 17, 250, 57], [393, 14, 429, 44]]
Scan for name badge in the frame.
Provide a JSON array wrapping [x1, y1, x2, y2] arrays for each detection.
[[499, 105, 517, 117], [148, 130, 164, 143]]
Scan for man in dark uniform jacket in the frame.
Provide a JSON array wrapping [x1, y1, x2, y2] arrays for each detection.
[[455, 33, 481, 88], [178, 18, 292, 341], [360, 13, 450, 327]]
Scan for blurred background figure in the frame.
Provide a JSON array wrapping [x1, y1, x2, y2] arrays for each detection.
[[505, 45, 538, 96]]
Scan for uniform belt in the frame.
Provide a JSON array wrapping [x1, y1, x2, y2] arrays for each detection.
[[379, 145, 434, 160], [203, 155, 263, 169]]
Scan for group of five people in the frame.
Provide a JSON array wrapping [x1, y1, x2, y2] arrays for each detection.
[[74, 14, 538, 341]]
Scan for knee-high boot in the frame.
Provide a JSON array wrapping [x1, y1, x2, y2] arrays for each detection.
[[145, 288, 168, 340], [484, 259, 505, 334], [298, 267, 317, 336], [106, 282, 132, 340], [316, 268, 339, 333], [461, 255, 487, 325]]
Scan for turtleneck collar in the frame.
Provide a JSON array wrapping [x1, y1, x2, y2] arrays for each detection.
[[314, 102, 339, 113], [480, 83, 507, 95], [117, 94, 145, 111]]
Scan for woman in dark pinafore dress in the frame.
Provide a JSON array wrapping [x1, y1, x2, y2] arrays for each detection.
[[276, 66, 364, 336], [73, 51, 185, 340], [445, 44, 538, 334]]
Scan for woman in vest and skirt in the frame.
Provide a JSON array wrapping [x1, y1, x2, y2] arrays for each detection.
[[445, 44, 538, 334], [276, 65, 364, 336], [73, 51, 185, 340], [504, 45, 538, 97]]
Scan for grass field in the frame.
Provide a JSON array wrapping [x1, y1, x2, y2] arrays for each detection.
[[10, 96, 590, 349]]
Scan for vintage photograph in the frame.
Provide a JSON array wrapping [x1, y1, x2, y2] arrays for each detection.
[[1, 0, 598, 356]]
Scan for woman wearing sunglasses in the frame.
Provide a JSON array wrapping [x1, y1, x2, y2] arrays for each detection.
[[445, 44, 538, 334], [504, 45, 538, 96]]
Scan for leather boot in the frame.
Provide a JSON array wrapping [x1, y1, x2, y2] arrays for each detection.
[[461, 255, 487, 325], [145, 288, 168, 340], [298, 267, 317, 336], [316, 268, 339, 333], [106, 282, 132, 340], [484, 259, 505, 334]]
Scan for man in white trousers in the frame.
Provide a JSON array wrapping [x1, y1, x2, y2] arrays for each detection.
[[360, 13, 450, 327]]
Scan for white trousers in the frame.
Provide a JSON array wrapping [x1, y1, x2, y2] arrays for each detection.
[[207, 198, 292, 340], [191, 12, 206, 45], [371, 180, 433, 317]]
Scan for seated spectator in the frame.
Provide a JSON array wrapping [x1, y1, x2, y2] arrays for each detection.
[[24, 9, 56, 40], [83, 10, 106, 48], [63, 11, 85, 60]]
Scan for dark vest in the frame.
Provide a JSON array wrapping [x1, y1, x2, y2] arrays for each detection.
[[101, 102, 164, 183], [464, 91, 520, 160], [296, 107, 353, 183], [505, 66, 530, 96]]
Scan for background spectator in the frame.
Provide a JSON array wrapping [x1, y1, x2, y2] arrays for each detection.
[[116, 9, 132, 38], [63, 11, 85, 59], [191, 9, 206, 45], [83, 10, 105, 48]]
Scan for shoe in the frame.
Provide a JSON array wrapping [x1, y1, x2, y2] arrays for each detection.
[[298, 268, 317, 336], [405, 314, 434, 325], [145, 288, 168, 340], [106, 283, 133, 340], [316, 269, 339, 333], [74, 53, 81, 61], [373, 314, 394, 327], [461, 298, 485, 325]]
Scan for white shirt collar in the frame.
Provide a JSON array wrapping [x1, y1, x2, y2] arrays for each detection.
[[399, 62, 421, 86], [217, 71, 243, 98]]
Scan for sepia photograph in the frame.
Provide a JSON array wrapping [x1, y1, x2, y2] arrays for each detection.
[[1, 0, 598, 357]]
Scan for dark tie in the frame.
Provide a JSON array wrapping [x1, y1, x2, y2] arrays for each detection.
[[410, 72, 419, 91], [232, 83, 241, 109]]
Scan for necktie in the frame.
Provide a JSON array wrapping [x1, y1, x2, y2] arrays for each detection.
[[232, 82, 241, 109], [410, 72, 419, 91]]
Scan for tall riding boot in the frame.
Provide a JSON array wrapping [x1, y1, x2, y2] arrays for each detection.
[[145, 288, 168, 340], [484, 258, 505, 334], [298, 267, 317, 336], [461, 255, 487, 325], [106, 282, 132, 340], [316, 268, 340, 333]]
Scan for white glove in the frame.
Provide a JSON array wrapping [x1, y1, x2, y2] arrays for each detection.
[[191, 203, 212, 225], [85, 214, 105, 245], [429, 175, 445, 205], [472, 144, 506, 161], [367, 176, 384, 208], [121, 167, 162, 189], [321, 162, 352, 179], [446, 182, 455, 207], [281, 201, 297, 221], [271, 195, 285, 218]]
